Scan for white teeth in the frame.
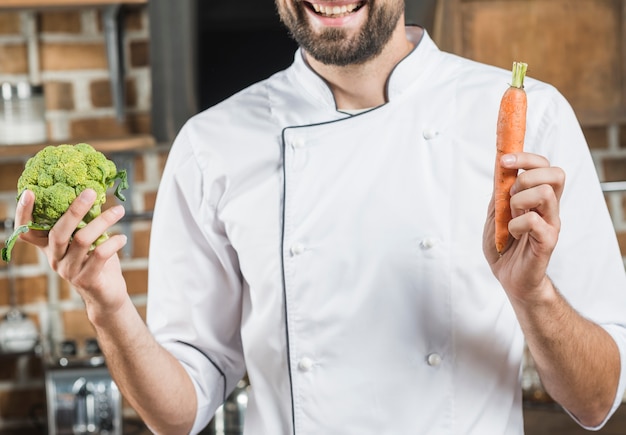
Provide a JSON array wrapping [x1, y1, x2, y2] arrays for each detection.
[[311, 2, 361, 17]]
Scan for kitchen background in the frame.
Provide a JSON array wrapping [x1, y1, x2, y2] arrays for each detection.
[[0, 0, 624, 434]]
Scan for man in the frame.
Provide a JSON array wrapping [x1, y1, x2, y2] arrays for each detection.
[[15, 0, 626, 434]]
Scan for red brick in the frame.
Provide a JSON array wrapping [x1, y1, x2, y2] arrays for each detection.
[[6, 241, 39, 266], [122, 268, 147, 295], [40, 42, 107, 71], [134, 153, 145, 182], [582, 126, 608, 150], [62, 309, 95, 340], [44, 81, 74, 111], [135, 303, 146, 322], [143, 191, 157, 212], [0, 201, 8, 222], [157, 150, 169, 171], [14, 275, 48, 305], [0, 277, 10, 306], [40, 11, 82, 34], [0, 162, 22, 192], [617, 230, 626, 257], [129, 40, 149, 68], [0, 44, 28, 75], [69, 113, 151, 139], [132, 228, 150, 258], [0, 12, 21, 35], [90, 78, 137, 108], [0, 235, 39, 269], [90, 79, 113, 108], [603, 157, 626, 182], [59, 277, 72, 300]]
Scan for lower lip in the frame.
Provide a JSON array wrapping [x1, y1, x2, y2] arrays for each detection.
[[305, 4, 365, 27]]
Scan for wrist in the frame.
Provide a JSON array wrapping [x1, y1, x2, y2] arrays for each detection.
[[509, 275, 561, 313], [86, 293, 136, 332], [509, 276, 571, 335]]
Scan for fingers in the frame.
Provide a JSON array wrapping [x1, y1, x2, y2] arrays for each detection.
[[501, 152, 550, 169], [508, 209, 559, 255], [70, 205, 125, 255], [501, 152, 566, 200], [44, 189, 126, 274], [48, 189, 98, 262], [508, 182, 561, 253], [512, 167, 566, 202], [498, 152, 563, 252], [14, 190, 49, 248], [54, 203, 126, 275], [14, 190, 34, 227], [77, 234, 127, 281]]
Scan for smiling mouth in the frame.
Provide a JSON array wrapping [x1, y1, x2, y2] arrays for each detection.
[[305, 1, 365, 18]]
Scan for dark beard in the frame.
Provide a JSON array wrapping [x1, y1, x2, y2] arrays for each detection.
[[278, 1, 404, 66]]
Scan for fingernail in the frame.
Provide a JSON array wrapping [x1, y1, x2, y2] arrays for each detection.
[[79, 189, 97, 203], [111, 205, 125, 217], [501, 154, 517, 166], [19, 190, 30, 206]]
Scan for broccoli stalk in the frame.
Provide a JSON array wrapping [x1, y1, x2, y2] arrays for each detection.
[[1, 226, 29, 262], [1, 144, 129, 262]]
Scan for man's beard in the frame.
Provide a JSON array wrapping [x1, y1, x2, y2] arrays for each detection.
[[278, 1, 404, 66]]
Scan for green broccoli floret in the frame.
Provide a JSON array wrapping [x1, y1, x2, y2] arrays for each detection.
[[1, 143, 128, 262]]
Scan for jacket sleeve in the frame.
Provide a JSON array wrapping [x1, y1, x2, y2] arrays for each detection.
[[146, 121, 246, 434], [529, 84, 626, 429]]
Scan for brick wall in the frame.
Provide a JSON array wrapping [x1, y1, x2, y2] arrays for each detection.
[[585, 124, 626, 258], [0, 5, 157, 432], [0, 6, 151, 142]]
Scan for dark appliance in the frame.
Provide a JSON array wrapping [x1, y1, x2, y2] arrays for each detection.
[[147, 0, 437, 145], [148, 0, 298, 144], [45, 338, 122, 435]]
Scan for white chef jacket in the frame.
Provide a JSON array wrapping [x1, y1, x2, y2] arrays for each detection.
[[147, 27, 626, 434]]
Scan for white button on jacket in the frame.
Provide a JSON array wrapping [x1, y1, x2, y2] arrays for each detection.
[[427, 353, 443, 367], [297, 357, 314, 372], [147, 28, 626, 435]]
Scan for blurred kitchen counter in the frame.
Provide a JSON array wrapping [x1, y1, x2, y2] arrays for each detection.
[[123, 405, 626, 435], [6, 405, 622, 434]]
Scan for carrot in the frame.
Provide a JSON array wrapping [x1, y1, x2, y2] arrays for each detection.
[[494, 61, 528, 254]]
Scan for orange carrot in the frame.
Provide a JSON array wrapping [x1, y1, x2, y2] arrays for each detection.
[[494, 61, 528, 254]]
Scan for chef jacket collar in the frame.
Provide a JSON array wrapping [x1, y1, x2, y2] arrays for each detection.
[[289, 25, 436, 111]]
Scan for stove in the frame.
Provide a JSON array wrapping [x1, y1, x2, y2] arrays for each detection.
[[45, 338, 122, 435]]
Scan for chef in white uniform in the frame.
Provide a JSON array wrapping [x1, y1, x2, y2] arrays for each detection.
[[14, 1, 626, 434]]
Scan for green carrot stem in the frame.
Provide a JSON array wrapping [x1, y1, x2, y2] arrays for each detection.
[[511, 61, 528, 89]]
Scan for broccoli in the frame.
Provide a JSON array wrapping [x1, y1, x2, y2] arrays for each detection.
[[1, 143, 128, 262]]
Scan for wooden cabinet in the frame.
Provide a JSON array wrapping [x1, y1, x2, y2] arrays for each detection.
[[433, 0, 626, 126]]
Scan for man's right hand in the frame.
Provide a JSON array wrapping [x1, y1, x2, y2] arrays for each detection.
[[15, 188, 129, 325]]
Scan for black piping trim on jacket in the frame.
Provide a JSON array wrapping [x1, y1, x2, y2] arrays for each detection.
[[280, 134, 296, 435], [176, 340, 228, 403], [279, 114, 383, 435], [278, 31, 424, 429]]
